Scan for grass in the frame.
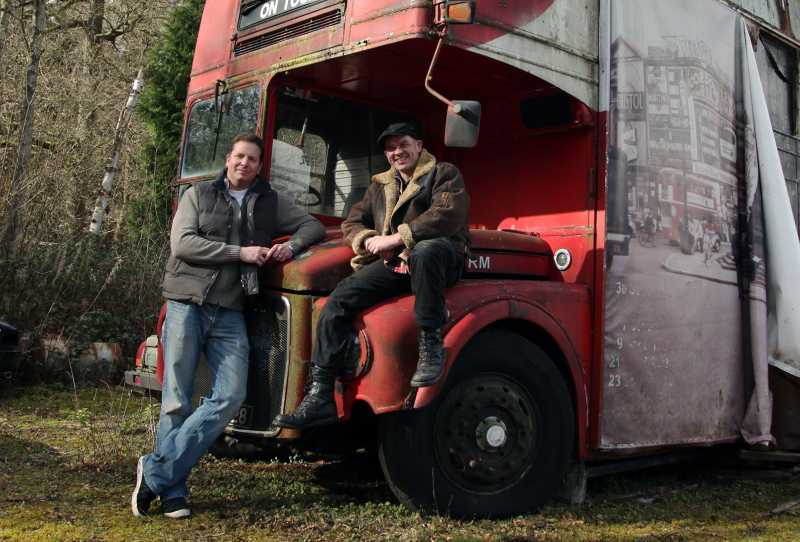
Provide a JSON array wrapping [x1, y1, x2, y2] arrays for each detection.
[[1, 385, 799, 541]]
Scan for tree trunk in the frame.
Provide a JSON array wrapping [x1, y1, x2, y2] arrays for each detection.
[[89, 68, 145, 235], [68, 0, 106, 232], [90, 0, 105, 44], [2, 0, 46, 258], [0, 0, 11, 65]]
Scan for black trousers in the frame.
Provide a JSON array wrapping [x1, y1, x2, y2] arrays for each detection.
[[313, 238, 463, 371]]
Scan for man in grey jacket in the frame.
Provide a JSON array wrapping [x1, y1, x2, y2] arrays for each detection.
[[131, 133, 324, 519]]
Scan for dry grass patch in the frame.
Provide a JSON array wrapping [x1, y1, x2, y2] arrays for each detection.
[[1, 386, 799, 542]]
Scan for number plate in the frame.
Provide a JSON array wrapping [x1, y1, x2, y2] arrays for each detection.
[[232, 404, 254, 427]]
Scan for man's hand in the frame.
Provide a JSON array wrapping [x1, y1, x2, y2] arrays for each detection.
[[264, 242, 294, 263], [240, 246, 269, 266], [364, 233, 403, 256]]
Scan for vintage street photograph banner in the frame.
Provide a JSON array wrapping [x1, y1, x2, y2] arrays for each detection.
[[603, 0, 748, 448]]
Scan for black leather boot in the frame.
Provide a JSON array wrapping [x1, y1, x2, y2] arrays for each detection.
[[410, 328, 446, 387], [272, 366, 338, 429]]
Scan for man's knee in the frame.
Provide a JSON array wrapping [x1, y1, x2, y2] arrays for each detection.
[[410, 238, 451, 262], [318, 293, 347, 326], [161, 390, 193, 417], [409, 239, 458, 272], [319, 276, 362, 320]]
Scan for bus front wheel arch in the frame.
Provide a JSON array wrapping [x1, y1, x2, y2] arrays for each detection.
[[378, 329, 575, 518]]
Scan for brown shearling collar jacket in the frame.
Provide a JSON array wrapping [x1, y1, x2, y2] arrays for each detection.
[[342, 149, 470, 270]]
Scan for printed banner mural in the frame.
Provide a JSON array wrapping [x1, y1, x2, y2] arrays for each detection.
[[602, 0, 760, 447]]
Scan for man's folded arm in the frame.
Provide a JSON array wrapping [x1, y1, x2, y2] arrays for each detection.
[[275, 193, 326, 254], [342, 185, 379, 254]]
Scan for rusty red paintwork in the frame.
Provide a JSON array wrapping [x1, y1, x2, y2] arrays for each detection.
[[190, 1, 235, 86], [447, 0, 556, 45], [330, 279, 592, 458], [188, 1, 564, 99], [189, 1, 432, 97], [259, 229, 352, 292], [469, 228, 550, 253]]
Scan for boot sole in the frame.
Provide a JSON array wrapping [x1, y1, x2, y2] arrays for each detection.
[[410, 368, 445, 388], [273, 414, 339, 430], [410, 377, 442, 388]]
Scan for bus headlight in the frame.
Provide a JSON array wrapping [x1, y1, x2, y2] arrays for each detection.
[[554, 249, 572, 271]]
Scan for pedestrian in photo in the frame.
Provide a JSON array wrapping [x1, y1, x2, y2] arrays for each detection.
[[703, 221, 714, 266]]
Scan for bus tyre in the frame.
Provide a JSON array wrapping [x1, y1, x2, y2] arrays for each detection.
[[378, 329, 575, 518]]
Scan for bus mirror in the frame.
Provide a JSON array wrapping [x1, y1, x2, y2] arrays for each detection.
[[445, 100, 481, 147], [425, 39, 480, 146]]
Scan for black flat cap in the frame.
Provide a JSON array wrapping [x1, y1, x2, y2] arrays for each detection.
[[376, 122, 421, 147]]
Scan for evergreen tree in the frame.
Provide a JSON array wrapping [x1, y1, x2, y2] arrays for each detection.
[[130, 0, 204, 235]]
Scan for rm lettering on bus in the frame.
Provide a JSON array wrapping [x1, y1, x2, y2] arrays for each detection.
[[467, 255, 491, 271]]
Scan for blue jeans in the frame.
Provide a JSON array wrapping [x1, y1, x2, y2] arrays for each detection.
[[142, 300, 249, 500]]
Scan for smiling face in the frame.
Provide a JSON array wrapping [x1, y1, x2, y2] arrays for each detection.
[[383, 135, 423, 178], [225, 141, 262, 189]]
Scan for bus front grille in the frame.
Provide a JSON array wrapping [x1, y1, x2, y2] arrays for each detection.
[[191, 295, 291, 433]]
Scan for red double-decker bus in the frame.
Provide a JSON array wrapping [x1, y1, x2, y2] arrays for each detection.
[[125, 0, 792, 517]]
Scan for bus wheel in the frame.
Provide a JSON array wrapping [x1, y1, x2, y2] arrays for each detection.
[[378, 330, 575, 518]]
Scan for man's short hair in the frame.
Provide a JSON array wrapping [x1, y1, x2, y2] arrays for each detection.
[[231, 133, 265, 160], [377, 122, 422, 147]]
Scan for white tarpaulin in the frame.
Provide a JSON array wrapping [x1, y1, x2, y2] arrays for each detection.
[[741, 24, 800, 376], [738, 18, 800, 444]]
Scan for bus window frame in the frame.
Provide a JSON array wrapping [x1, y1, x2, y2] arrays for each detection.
[[178, 78, 266, 183], [262, 77, 430, 172], [262, 79, 426, 222]]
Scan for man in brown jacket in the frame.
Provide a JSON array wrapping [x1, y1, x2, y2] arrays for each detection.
[[273, 122, 470, 430]]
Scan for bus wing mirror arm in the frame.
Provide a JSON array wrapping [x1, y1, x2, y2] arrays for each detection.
[[425, 37, 481, 148]]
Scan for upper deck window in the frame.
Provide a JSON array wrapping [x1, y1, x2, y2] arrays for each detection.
[[182, 85, 261, 179], [239, 0, 329, 30], [270, 87, 415, 219]]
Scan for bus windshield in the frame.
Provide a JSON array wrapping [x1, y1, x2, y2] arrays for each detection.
[[271, 87, 414, 219], [182, 85, 261, 178]]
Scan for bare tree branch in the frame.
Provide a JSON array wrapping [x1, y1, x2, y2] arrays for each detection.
[[0, 136, 56, 151]]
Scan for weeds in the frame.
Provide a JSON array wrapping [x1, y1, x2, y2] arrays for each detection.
[[69, 386, 160, 467], [2, 385, 800, 542]]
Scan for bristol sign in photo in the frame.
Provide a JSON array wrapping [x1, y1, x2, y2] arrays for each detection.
[[240, 0, 326, 28]]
